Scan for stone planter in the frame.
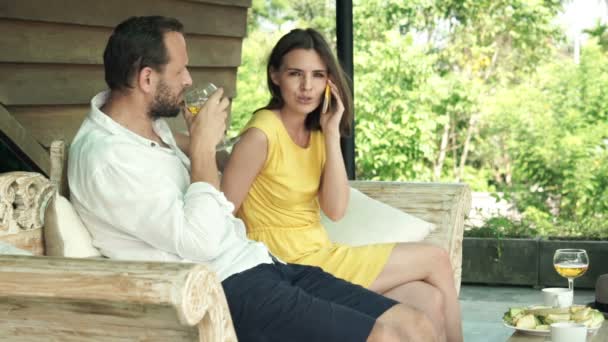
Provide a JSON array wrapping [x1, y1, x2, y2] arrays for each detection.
[[463, 237, 608, 289], [539, 240, 608, 289], [462, 237, 540, 286]]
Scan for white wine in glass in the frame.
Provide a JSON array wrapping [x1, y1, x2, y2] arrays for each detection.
[[185, 82, 217, 114], [553, 248, 589, 291], [184, 82, 239, 151]]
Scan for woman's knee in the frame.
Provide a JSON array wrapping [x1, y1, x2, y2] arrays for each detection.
[[421, 243, 448, 262], [425, 245, 453, 272], [399, 308, 439, 342], [367, 321, 400, 342], [378, 304, 439, 341]]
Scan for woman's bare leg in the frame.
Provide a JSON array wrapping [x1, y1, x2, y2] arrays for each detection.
[[384, 281, 447, 342], [369, 243, 463, 342], [369, 303, 438, 342]]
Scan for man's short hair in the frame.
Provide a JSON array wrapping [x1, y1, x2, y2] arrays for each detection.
[[103, 16, 184, 91]]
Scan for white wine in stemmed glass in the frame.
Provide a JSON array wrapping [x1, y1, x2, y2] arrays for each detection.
[[553, 248, 589, 291]]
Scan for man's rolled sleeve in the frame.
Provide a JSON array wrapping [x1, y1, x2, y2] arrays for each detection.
[[85, 163, 233, 262]]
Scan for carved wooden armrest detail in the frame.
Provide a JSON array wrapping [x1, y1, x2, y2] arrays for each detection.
[[0, 256, 237, 341], [190, 266, 238, 341], [0, 171, 55, 236]]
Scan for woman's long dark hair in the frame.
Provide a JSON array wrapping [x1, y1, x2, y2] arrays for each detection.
[[258, 28, 353, 136]]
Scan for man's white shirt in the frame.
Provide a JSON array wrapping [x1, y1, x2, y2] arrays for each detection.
[[68, 91, 273, 281]]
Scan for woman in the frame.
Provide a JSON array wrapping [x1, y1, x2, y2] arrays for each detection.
[[222, 28, 462, 342]]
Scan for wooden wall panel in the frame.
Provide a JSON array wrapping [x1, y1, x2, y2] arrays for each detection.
[[186, 35, 243, 68], [186, 0, 251, 6], [0, 20, 108, 65], [0, 105, 50, 174], [0, 20, 243, 67], [0, 0, 249, 37], [0, 0, 250, 170], [0, 65, 104, 106], [0, 64, 237, 106], [8, 106, 88, 148], [7, 104, 232, 148]]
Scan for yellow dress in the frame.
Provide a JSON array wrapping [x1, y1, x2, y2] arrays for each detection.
[[237, 109, 395, 287]]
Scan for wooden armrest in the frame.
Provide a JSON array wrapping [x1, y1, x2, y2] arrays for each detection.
[[350, 180, 471, 294], [50, 139, 69, 197], [0, 171, 237, 340], [0, 255, 236, 341]]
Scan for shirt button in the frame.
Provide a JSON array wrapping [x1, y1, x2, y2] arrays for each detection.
[[151, 142, 156, 147]]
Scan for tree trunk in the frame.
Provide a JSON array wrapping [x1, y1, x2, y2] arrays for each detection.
[[434, 118, 451, 181], [504, 153, 512, 186], [451, 121, 458, 178], [457, 114, 478, 182]]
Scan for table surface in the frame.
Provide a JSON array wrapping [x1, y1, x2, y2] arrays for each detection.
[[507, 321, 606, 341]]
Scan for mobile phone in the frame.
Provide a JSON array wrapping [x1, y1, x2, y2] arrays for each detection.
[[322, 84, 331, 113]]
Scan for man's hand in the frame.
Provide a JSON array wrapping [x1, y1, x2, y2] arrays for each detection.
[[184, 87, 230, 188]]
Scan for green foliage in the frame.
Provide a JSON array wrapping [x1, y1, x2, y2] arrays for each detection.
[[290, 0, 336, 40], [352, 0, 564, 182], [464, 216, 538, 239], [443, 0, 563, 83], [248, 0, 295, 31], [584, 22, 608, 52], [478, 41, 608, 226], [354, 32, 438, 180], [230, 30, 281, 137], [548, 217, 608, 241], [465, 210, 608, 241]]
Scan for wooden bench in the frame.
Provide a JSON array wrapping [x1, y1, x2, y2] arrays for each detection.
[[0, 140, 470, 340]]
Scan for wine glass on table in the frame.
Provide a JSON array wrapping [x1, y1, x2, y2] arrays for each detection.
[[553, 248, 589, 292], [184, 82, 239, 151]]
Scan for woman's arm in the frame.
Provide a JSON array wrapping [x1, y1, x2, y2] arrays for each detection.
[[318, 133, 349, 221], [220, 128, 268, 213], [318, 80, 349, 221]]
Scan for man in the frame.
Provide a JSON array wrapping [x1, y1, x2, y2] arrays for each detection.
[[68, 16, 437, 342]]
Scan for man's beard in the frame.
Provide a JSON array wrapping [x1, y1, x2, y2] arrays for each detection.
[[149, 80, 182, 119]]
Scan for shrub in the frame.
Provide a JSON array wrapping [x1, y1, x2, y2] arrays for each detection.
[[465, 213, 608, 241]]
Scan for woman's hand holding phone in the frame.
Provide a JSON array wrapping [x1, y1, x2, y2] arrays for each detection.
[[322, 84, 331, 114], [320, 80, 344, 139]]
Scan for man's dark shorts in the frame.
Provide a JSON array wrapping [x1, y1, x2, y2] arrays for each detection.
[[222, 260, 399, 342]]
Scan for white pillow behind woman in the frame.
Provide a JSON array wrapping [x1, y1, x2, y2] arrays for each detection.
[[321, 188, 435, 246]]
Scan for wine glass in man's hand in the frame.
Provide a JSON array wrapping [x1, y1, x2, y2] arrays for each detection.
[[184, 82, 239, 151]]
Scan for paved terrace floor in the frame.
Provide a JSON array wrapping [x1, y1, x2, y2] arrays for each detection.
[[460, 284, 596, 341]]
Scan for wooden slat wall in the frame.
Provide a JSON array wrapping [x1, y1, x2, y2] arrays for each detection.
[[0, 21, 244, 67], [0, 0, 250, 37], [0, 105, 50, 175], [0, 0, 251, 157], [0, 65, 237, 105], [7, 106, 88, 148]]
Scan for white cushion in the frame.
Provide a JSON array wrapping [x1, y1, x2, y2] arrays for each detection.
[[44, 195, 102, 258], [321, 187, 435, 246]]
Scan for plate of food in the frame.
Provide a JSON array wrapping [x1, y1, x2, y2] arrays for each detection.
[[502, 305, 605, 336]]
